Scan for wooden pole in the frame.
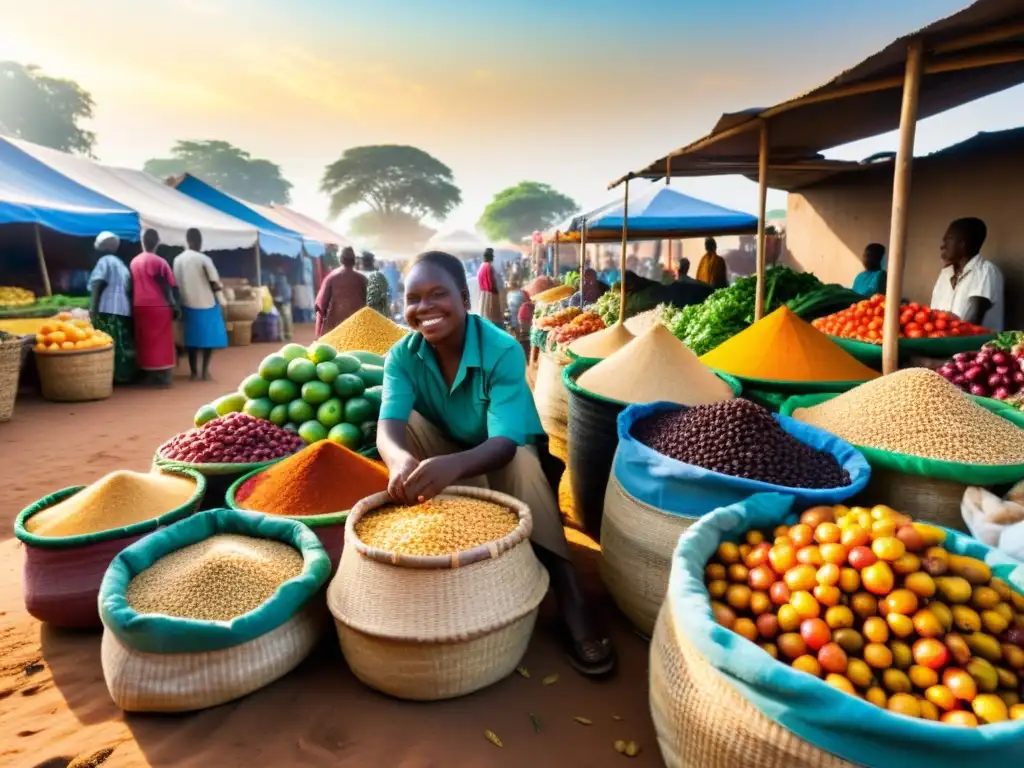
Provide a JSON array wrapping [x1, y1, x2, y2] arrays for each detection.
[[665, 157, 673, 272], [254, 239, 262, 286], [553, 234, 560, 278], [579, 218, 587, 283], [34, 224, 52, 297], [754, 120, 769, 321], [618, 178, 630, 326], [882, 38, 925, 376]]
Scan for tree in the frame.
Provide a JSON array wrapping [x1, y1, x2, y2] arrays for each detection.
[[321, 145, 460, 251], [0, 62, 96, 155], [477, 181, 578, 243], [144, 140, 292, 204]]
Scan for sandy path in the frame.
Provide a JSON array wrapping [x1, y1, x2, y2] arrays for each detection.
[[0, 326, 662, 768]]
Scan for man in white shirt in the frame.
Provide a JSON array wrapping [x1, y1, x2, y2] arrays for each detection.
[[172, 228, 228, 381], [930, 217, 1004, 332]]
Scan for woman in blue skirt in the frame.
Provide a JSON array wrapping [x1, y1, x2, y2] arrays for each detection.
[[172, 228, 228, 381]]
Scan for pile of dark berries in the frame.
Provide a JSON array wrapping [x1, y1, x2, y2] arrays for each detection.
[[631, 400, 850, 489], [159, 413, 306, 464]]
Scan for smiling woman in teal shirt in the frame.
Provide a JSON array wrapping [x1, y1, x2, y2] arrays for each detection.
[[377, 250, 615, 676]]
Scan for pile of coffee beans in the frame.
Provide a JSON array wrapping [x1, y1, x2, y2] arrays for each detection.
[[631, 400, 850, 489]]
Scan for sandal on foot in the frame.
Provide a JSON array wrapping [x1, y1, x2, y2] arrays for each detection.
[[567, 636, 616, 677]]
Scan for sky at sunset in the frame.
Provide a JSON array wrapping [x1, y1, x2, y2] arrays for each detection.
[[3, 0, 1023, 238]]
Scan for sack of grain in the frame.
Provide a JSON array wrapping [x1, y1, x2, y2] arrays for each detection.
[[328, 488, 549, 701], [15, 468, 205, 628], [782, 373, 1024, 532], [533, 349, 570, 452], [651, 492, 1024, 768], [99, 508, 330, 712], [602, 402, 869, 636]]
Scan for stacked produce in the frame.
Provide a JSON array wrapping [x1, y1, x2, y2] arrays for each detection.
[[552, 312, 605, 345], [196, 342, 383, 449], [589, 282, 663, 327], [525, 275, 556, 297], [0, 294, 90, 319], [234, 441, 389, 517], [24, 471, 198, 537], [985, 331, 1024, 357], [699, 306, 879, 384], [578, 324, 734, 406], [33, 313, 112, 352], [317, 306, 407, 356], [159, 413, 305, 464], [355, 497, 518, 556], [125, 534, 304, 621], [812, 295, 990, 342], [632, 400, 850, 489], [705, 503, 1024, 724], [937, 349, 1024, 399], [791, 369, 1024, 464], [535, 306, 581, 330], [0, 286, 34, 306], [666, 267, 824, 355]]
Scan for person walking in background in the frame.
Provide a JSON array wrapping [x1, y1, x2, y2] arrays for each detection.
[[852, 243, 888, 297], [360, 251, 391, 316], [173, 228, 227, 381], [475, 247, 504, 327], [272, 266, 294, 341], [696, 237, 728, 289], [88, 231, 136, 384], [316, 246, 367, 337], [292, 257, 316, 324], [130, 228, 179, 387]]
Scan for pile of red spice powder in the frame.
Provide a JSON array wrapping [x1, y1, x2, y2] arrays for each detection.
[[236, 441, 389, 516]]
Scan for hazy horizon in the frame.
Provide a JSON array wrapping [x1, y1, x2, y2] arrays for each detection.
[[3, 0, 1023, 239]]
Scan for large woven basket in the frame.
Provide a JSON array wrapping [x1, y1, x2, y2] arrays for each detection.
[[229, 320, 253, 347], [225, 297, 261, 322], [35, 346, 114, 402], [532, 350, 570, 447], [855, 466, 969, 532], [650, 599, 855, 768], [0, 336, 23, 422], [601, 474, 697, 637], [327, 487, 550, 701]]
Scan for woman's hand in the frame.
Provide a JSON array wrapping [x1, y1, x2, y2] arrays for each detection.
[[387, 453, 421, 505], [403, 455, 463, 504]]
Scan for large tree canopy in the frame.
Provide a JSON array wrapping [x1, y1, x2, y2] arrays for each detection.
[[321, 145, 460, 251], [144, 140, 293, 205], [477, 181, 577, 243], [0, 62, 96, 155]]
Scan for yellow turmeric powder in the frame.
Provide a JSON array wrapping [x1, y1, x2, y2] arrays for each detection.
[[699, 306, 879, 383]]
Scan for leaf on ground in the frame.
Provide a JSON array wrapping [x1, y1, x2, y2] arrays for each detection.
[[516, 666, 530, 678], [529, 713, 541, 733], [484, 730, 503, 748], [573, 716, 593, 726], [542, 674, 559, 686]]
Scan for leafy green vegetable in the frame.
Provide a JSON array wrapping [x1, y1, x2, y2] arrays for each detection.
[[665, 267, 823, 355], [985, 331, 1024, 352]]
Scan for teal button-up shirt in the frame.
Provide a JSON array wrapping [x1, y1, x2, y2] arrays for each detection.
[[380, 314, 545, 447]]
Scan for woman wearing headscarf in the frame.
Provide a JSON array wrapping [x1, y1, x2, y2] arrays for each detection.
[[475, 247, 505, 327], [130, 229, 180, 387], [88, 232, 137, 384]]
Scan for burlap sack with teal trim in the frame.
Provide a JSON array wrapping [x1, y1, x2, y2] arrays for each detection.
[[782, 393, 1024, 530], [99, 509, 330, 712]]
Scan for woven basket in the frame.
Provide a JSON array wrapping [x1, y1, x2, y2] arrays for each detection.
[[601, 475, 697, 637], [0, 336, 23, 422], [102, 601, 325, 712], [650, 599, 855, 768], [533, 350, 570, 446], [35, 346, 114, 402], [327, 487, 550, 701], [225, 297, 261, 323], [855, 466, 969, 532], [229, 320, 253, 347]]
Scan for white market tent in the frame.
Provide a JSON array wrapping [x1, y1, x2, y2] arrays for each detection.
[[8, 138, 260, 251]]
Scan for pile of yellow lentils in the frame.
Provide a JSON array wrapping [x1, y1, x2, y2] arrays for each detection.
[[318, 307, 408, 357], [356, 497, 519, 556]]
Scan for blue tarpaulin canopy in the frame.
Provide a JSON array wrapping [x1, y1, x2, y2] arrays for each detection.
[[548, 186, 758, 242], [172, 174, 305, 258], [0, 137, 140, 240]]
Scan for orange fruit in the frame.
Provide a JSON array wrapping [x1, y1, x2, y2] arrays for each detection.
[[862, 561, 895, 595], [792, 655, 823, 677], [824, 674, 856, 695], [887, 693, 921, 717], [941, 710, 979, 727]]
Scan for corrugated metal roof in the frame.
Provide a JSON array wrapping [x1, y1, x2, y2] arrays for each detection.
[[611, 0, 1024, 188]]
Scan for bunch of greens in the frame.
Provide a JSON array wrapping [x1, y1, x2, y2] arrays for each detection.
[[985, 331, 1024, 354], [563, 270, 580, 289], [587, 286, 664, 326], [665, 267, 823, 355]]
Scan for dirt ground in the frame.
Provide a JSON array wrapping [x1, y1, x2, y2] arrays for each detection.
[[0, 325, 661, 768]]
